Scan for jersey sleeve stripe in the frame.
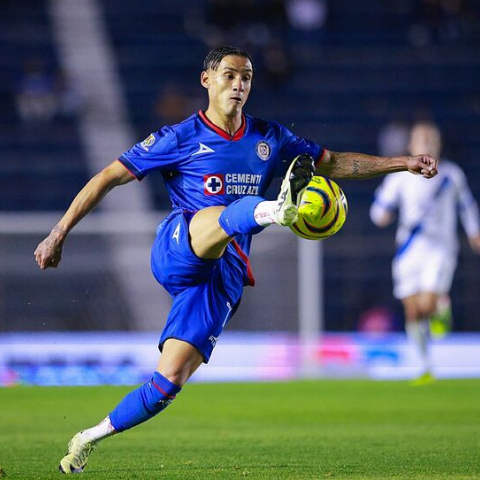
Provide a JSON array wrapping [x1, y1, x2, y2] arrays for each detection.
[[118, 155, 144, 180], [315, 148, 327, 168]]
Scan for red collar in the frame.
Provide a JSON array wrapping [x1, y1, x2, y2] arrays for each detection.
[[198, 110, 246, 141]]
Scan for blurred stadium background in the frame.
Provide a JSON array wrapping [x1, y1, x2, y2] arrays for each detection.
[[1, 0, 480, 386]]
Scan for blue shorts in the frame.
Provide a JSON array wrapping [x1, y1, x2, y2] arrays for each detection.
[[151, 209, 250, 363]]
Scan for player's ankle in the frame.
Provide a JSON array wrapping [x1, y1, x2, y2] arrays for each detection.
[[253, 200, 277, 227], [82, 416, 116, 443]]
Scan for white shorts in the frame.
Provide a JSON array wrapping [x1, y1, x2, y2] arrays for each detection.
[[392, 241, 457, 300]]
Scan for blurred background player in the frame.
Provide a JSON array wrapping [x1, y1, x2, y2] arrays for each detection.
[[370, 120, 480, 384], [35, 47, 437, 473]]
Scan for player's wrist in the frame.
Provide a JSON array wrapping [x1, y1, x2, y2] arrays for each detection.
[[386, 155, 408, 173], [401, 156, 410, 170], [51, 224, 69, 241]]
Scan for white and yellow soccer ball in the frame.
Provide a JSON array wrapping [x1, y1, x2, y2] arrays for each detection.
[[290, 175, 348, 240]]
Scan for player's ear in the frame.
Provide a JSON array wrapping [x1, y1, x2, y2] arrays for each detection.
[[200, 70, 209, 89]]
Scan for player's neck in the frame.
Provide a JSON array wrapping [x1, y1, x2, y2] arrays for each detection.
[[204, 108, 243, 136]]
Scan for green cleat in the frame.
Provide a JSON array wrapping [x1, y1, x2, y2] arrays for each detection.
[[274, 154, 315, 226], [59, 432, 96, 474], [430, 300, 452, 339], [411, 372, 436, 386]]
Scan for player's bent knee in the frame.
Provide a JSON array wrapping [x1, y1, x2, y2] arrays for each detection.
[[189, 206, 227, 237], [418, 293, 438, 318], [403, 307, 420, 323], [402, 296, 421, 322], [157, 370, 183, 387], [420, 305, 437, 319], [189, 206, 232, 259], [157, 339, 204, 386], [156, 366, 190, 387]]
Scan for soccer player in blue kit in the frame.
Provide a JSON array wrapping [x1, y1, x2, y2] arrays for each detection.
[[34, 46, 438, 473]]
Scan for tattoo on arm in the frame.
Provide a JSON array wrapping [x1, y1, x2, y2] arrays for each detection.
[[352, 160, 360, 176], [318, 151, 406, 179]]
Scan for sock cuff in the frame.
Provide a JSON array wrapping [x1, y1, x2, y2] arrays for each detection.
[[218, 196, 265, 236], [152, 371, 182, 398]]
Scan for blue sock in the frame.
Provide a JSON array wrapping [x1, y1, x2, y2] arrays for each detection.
[[109, 372, 181, 432], [218, 196, 265, 236]]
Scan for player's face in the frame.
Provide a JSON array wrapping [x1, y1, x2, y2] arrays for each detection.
[[202, 55, 253, 117], [409, 124, 442, 158]]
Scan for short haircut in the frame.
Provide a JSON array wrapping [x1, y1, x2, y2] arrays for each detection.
[[203, 46, 254, 72]]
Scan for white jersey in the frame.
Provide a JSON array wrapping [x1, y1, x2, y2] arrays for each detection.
[[371, 160, 480, 256], [371, 160, 480, 298]]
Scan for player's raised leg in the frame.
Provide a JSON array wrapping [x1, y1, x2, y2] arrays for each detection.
[[190, 154, 315, 259], [59, 339, 202, 474]]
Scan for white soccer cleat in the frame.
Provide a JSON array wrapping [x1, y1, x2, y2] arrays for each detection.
[[59, 432, 96, 474], [275, 154, 316, 226]]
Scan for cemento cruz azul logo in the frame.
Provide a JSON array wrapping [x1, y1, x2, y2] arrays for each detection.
[[204, 174, 225, 195], [203, 173, 263, 196]]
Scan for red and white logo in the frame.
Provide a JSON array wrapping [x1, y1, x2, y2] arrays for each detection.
[[204, 174, 225, 195]]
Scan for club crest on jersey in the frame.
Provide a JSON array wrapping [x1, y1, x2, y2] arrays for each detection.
[[256, 140, 271, 161], [204, 174, 225, 195], [140, 134, 156, 151]]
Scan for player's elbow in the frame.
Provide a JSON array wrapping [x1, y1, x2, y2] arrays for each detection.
[[96, 160, 135, 190], [315, 149, 335, 177]]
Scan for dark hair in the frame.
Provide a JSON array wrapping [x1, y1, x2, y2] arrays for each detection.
[[203, 46, 254, 72]]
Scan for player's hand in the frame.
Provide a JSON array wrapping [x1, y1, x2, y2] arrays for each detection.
[[405, 154, 438, 178], [34, 227, 66, 269], [468, 234, 480, 254]]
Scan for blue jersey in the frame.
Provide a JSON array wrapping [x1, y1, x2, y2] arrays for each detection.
[[119, 110, 324, 260], [120, 110, 324, 209]]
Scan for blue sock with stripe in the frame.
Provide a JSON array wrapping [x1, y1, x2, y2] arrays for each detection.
[[109, 372, 181, 432], [218, 196, 265, 236]]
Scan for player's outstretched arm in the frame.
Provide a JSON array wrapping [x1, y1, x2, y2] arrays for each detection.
[[317, 150, 438, 179], [34, 160, 135, 270]]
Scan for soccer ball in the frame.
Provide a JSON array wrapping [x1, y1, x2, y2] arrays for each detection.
[[290, 175, 348, 240]]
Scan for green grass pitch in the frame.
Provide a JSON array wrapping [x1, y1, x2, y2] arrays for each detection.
[[1, 380, 479, 479]]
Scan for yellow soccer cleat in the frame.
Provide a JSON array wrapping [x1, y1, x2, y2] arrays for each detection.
[[430, 310, 452, 339], [411, 372, 436, 386], [59, 432, 96, 474]]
